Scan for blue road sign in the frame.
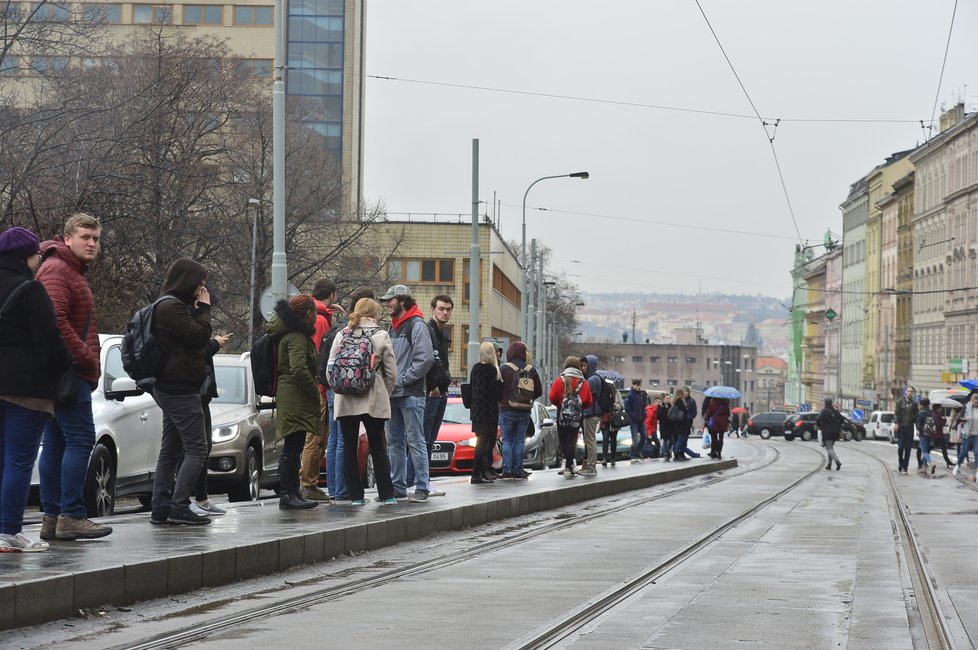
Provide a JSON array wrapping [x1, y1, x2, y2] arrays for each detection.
[[851, 408, 864, 422]]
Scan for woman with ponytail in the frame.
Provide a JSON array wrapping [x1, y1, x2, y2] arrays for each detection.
[[548, 356, 592, 478]]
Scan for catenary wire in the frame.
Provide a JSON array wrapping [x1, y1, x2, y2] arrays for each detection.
[[929, 0, 959, 129]]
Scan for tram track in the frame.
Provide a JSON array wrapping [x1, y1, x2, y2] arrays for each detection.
[[107, 447, 782, 650]]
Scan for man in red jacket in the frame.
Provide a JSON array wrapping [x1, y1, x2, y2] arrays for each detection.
[[36, 213, 112, 541]]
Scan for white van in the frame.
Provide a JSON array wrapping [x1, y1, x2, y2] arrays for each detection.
[[865, 411, 895, 442]]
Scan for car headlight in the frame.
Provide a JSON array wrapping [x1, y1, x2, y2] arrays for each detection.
[[457, 436, 478, 447], [212, 423, 239, 443]]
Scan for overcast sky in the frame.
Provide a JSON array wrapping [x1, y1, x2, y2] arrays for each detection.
[[362, 0, 977, 299]]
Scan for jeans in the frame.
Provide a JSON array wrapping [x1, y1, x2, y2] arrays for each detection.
[[919, 435, 932, 466], [0, 400, 49, 535], [324, 390, 347, 498], [629, 421, 646, 459], [339, 414, 393, 501], [957, 435, 977, 467], [499, 410, 531, 474], [409, 394, 447, 486], [151, 388, 208, 511], [896, 425, 914, 471], [39, 378, 95, 519], [387, 395, 428, 495]]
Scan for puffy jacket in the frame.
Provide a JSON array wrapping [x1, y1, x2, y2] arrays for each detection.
[[624, 387, 648, 422], [645, 404, 659, 438], [267, 301, 320, 441], [0, 256, 72, 400], [152, 258, 212, 392], [35, 239, 100, 387], [388, 313, 434, 398]]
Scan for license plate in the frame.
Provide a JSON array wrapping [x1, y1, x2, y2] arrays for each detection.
[[431, 452, 450, 461]]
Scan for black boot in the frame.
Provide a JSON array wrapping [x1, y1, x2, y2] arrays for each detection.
[[279, 455, 317, 510]]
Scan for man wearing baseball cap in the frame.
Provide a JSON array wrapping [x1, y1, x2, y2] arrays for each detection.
[[380, 285, 435, 502]]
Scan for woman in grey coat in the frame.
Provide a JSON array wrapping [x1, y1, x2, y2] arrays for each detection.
[[329, 298, 397, 505]]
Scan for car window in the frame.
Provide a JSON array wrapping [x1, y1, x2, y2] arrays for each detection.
[[442, 402, 471, 425], [213, 366, 247, 404], [881, 413, 894, 423], [103, 344, 130, 387]]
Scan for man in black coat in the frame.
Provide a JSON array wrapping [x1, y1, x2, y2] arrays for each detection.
[[816, 397, 843, 471]]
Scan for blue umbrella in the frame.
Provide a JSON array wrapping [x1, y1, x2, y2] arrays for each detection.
[[596, 369, 623, 382], [704, 385, 741, 399], [959, 379, 978, 391]]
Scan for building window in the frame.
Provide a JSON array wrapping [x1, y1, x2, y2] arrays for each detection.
[[684, 379, 694, 387], [668, 356, 678, 364], [0, 57, 20, 76], [133, 4, 172, 23], [234, 5, 274, 25], [82, 3, 121, 22], [31, 2, 70, 21], [389, 258, 453, 285], [650, 356, 659, 363], [236, 59, 273, 79], [649, 379, 659, 387], [667, 379, 678, 387], [29, 56, 69, 74], [183, 4, 223, 24], [685, 356, 696, 363], [631, 356, 642, 363], [490, 263, 518, 307]]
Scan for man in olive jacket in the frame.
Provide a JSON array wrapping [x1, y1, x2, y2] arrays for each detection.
[[149, 258, 213, 525]]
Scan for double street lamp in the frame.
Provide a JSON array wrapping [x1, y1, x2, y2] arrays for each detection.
[[521, 171, 589, 345]]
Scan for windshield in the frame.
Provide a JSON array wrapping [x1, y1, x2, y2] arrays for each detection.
[[213, 366, 248, 404], [442, 403, 471, 425]]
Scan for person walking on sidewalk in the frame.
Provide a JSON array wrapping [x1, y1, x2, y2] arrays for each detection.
[[624, 380, 648, 463], [895, 386, 919, 474], [930, 402, 953, 469], [36, 213, 113, 541], [328, 298, 397, 505], [704, 396, 730, 459], [469, 342, 503, 484], [0, 227, 72, 552], [149, 258, 217, 524], [267, 295, 320, 510], [816, 397, 843, 471], [499, 341, 543, 479], [954, 393, 978, 478], [549, 356, 592, 478]]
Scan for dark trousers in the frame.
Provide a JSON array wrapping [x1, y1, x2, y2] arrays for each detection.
[[558, 426, 579, 470], [339, 414, 393, 501], [660, 433, 674, 459], [896, 425, 914, 471], [473, 430, 494, 477], [601, 427, 617, 463], [195, 398, 213, 501], [151, 388, 208, 511], [932, 437, 953, 466], [710, 430, 725, 457]]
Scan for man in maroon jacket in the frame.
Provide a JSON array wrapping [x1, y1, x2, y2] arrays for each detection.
[[36, 213, 113, 542]]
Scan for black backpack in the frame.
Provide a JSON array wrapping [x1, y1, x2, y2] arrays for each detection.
[[316, 322, 343, 387], [121, 296, 180, 383], [250, 333, 280, 397], [597, 379, 615, 414]]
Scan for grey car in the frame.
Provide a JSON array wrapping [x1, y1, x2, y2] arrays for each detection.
[[523, 402, 560, 469], [206, 353, 281, 501]]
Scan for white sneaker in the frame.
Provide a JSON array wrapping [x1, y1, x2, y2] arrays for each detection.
[[428, 489, 446, 497], [0, 533, 48, 553], [191, 501, 226, 516], [953, 464, 960, 477]]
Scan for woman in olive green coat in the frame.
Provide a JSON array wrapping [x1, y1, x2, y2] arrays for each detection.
[[265, 295, 320, 509]]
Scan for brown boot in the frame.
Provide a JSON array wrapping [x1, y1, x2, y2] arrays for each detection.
[[40, 514, 57, 541], [55, 515, 113, 541]]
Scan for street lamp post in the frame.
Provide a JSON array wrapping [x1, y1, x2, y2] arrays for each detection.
[[521, 171, 588, 340], [550, 301, 584, 380], [247, 198, 260, 350]]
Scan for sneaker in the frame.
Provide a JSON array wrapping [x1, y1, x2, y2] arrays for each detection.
[[40, 514, 57, 541], [500, 472, 513, 479], [380, 497, 398, 505], [301, 487, 330, 501], [329, 499, 353, 506], [0, 533, 48, 553], [55, 515, 113, 541], [631, 458, 642, 464], [409, 491, 429, 503], [351, 499, 367, 506], [564, 469, 576, 479], [953, 464, 960, 477], [394, 493, 410, 502], [428, 489, 447, 497], [150, 508, 170, 525], [579, 468, 597, 477], [166, 505, 211, 526], [191, 501, 226, 516], [558, 469, 566, 475]]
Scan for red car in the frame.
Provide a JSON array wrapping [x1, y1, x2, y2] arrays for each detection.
[[430, 398, 501, 475]]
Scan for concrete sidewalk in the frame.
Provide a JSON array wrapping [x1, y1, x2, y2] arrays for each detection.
[[0, 458, 734, 631]]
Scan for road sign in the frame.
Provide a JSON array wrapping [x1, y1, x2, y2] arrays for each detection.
[[825, 308, 837, 321], [851, 408, 864, 422], [259, 284, 300, 321]]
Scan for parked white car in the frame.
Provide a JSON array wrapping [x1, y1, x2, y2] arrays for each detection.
[[865, 410, 896, 442], [31, 334, 164, 517]]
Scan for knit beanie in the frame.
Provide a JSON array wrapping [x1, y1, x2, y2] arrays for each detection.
[[0, 227, 40, 258]]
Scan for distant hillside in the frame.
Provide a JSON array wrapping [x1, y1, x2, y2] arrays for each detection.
[[577, 292, 790, 357]]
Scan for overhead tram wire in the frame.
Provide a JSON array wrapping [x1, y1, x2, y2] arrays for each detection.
[[693, 0, 804, 244], [365, 74, 933, 126], [928, 0, 959, 133]]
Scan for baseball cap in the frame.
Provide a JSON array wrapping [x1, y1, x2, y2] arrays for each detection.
[[380, 284, 411, 300]]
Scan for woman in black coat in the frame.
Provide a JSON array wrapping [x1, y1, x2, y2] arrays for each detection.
[[0, 227, 72, 552], [469, 342, 502, 484]]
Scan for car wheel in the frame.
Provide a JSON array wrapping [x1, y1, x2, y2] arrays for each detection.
[[760, 428, 772, 440], [842, 430, 852, 442], [362, 453, 376, 489], [801, 430, 813, 442], [855, 430, 864, 442], [84, 443, 116, 518], [228, 445, 262, 502]]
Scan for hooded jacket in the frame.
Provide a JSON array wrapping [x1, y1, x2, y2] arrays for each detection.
[[267, 300, 320, 440], [152, 258, 212, 392], [0, 255, 72, 400], [499, 341, 542, 412], [36, 238, 100, 387], [388, 303, 434, 398], [581, 355, 604, 418]]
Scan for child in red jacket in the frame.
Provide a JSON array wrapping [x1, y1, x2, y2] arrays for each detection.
[[548, 357, 593, 477]]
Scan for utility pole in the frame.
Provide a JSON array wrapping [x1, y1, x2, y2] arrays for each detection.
[[527, 239, 537, 353], [631, 310, 637, 345], [467, 139, 481, 373]]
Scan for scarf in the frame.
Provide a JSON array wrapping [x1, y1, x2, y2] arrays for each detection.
[[392, 304, 424, 331]]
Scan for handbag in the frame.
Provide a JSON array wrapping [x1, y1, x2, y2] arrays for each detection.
[[56, 308, 92, 406], [460, 383, 472, 409], [612, 410, 630, 429]]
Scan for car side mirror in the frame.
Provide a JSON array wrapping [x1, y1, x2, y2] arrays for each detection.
[[542, 418, 555, 427], [256, 395, 276, 411], [105, 377, 143, 401]]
